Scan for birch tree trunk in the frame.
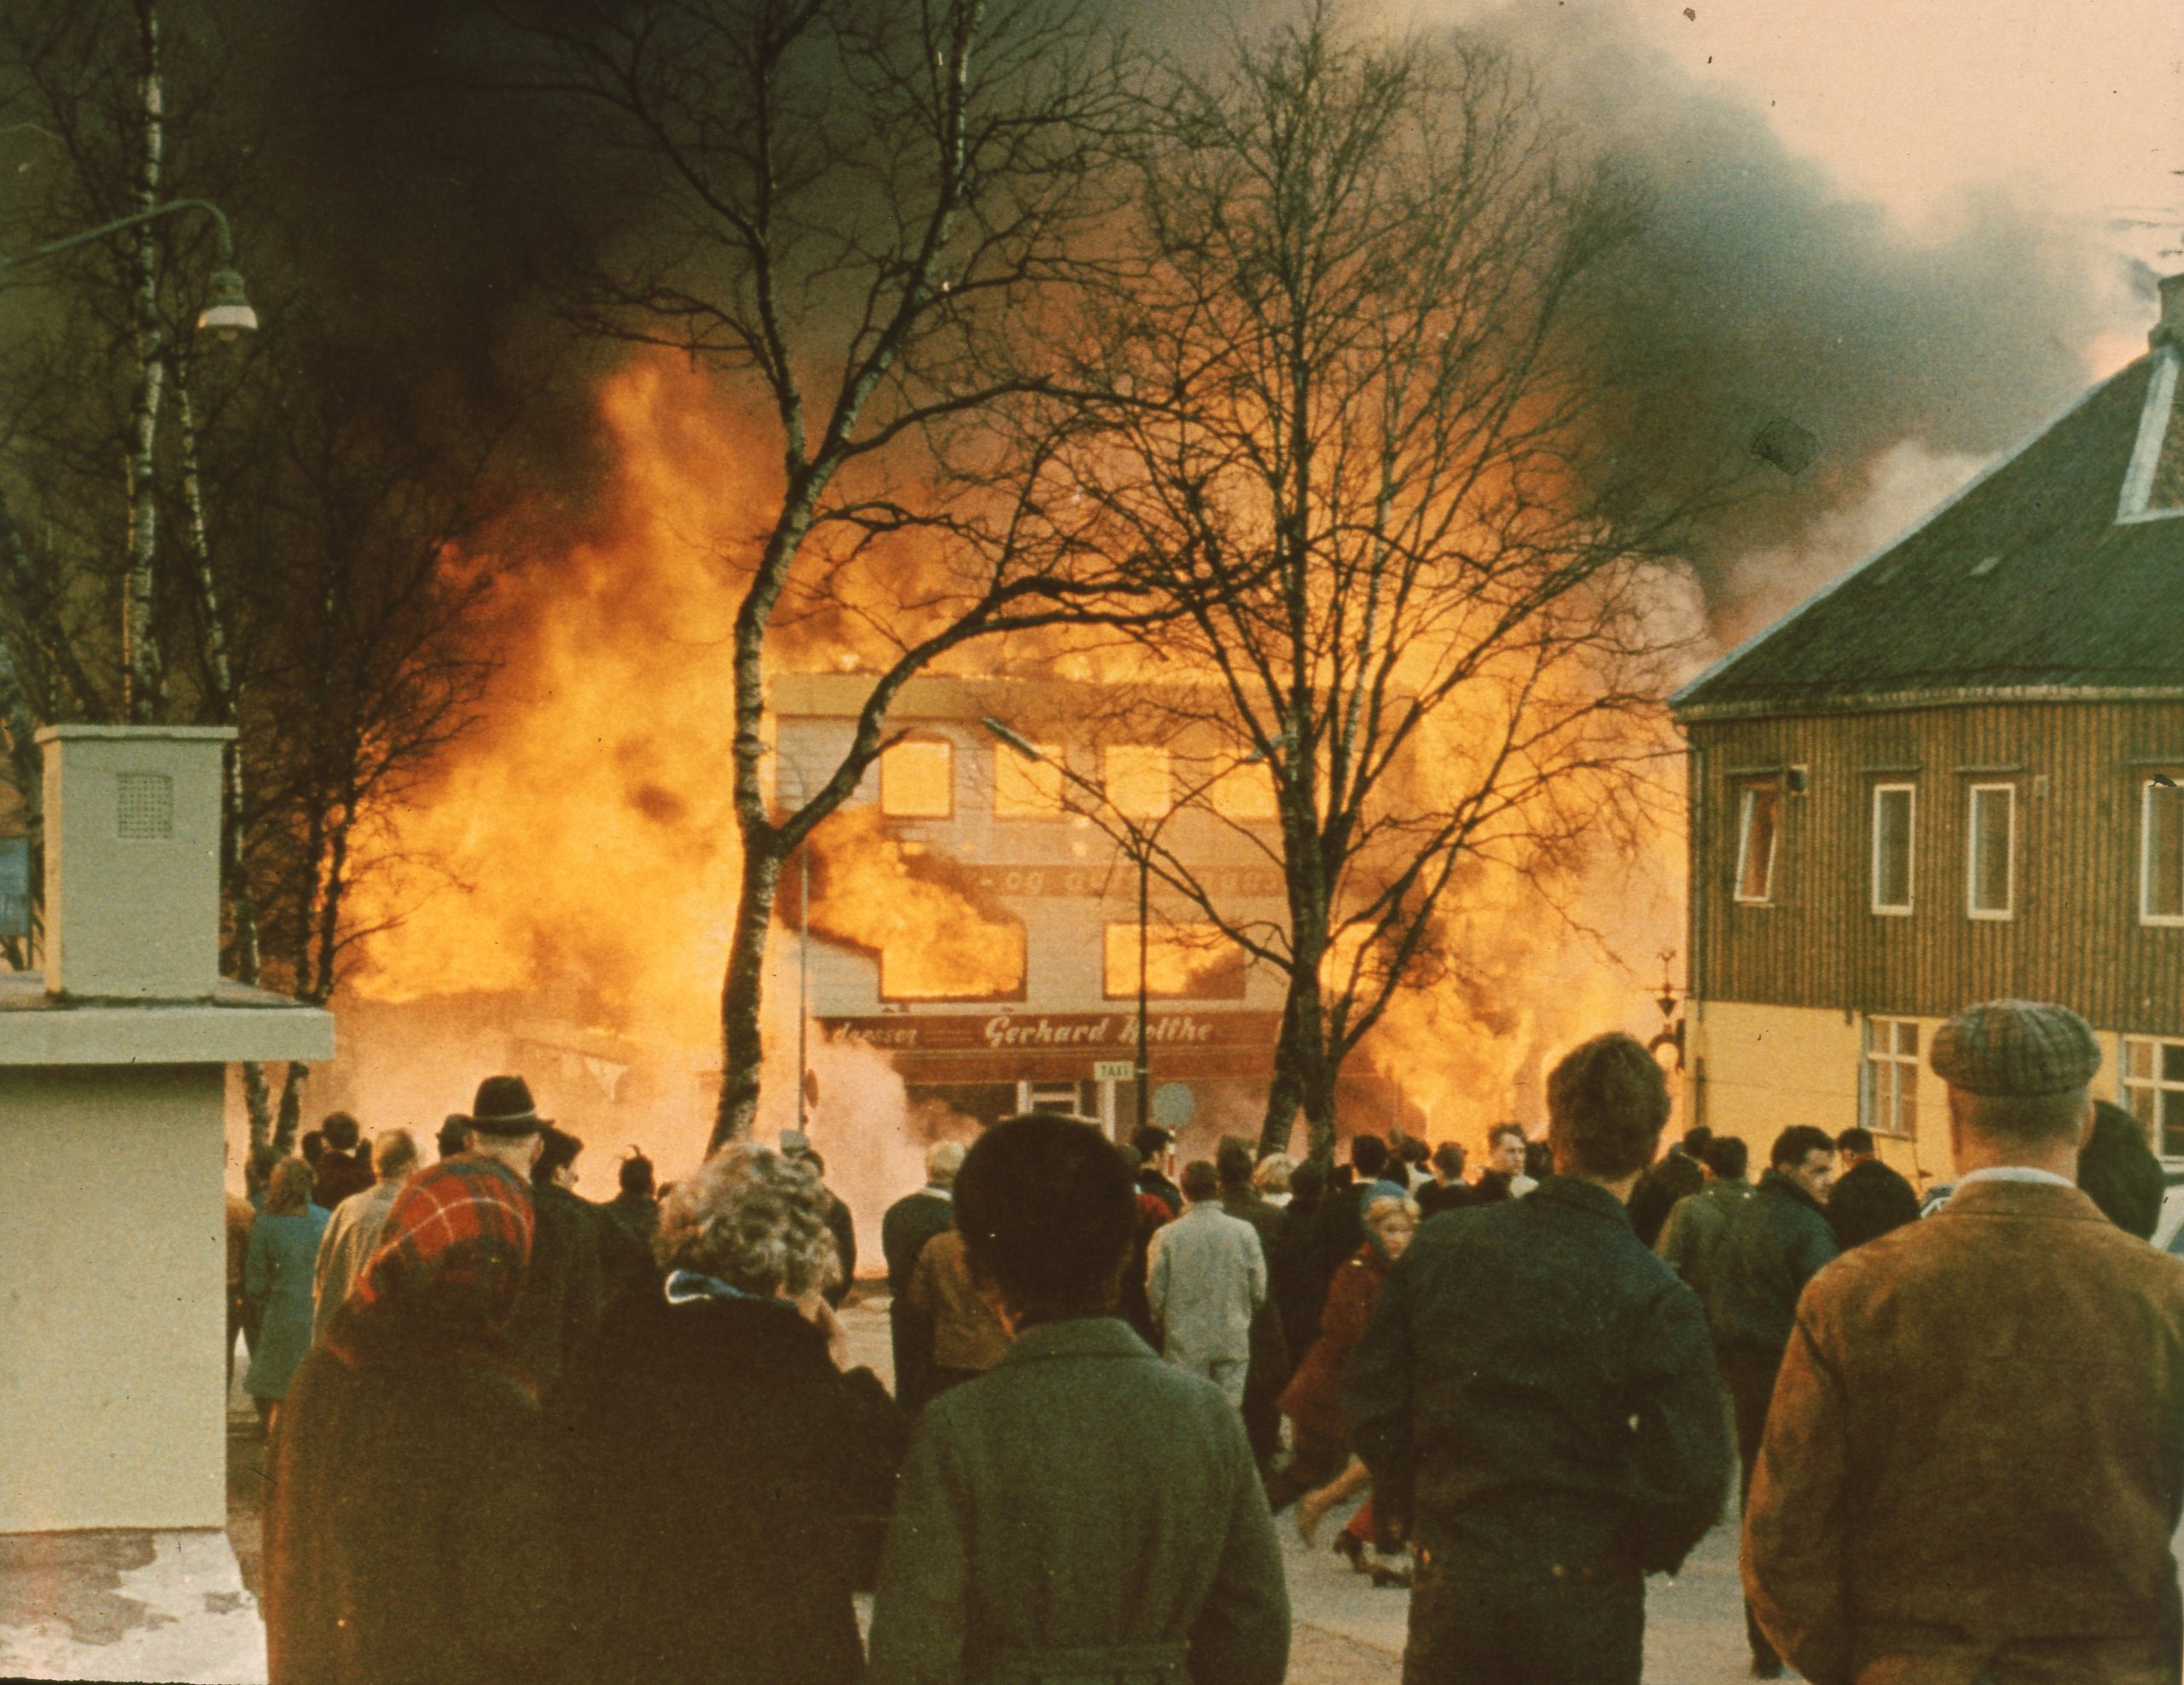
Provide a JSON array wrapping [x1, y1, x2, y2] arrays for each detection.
[[124, 0, 165, 724], [173, 354, 273, 1144]]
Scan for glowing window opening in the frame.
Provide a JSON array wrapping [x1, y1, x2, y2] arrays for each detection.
[[1103, 746, 1171, 821], [993, 742, 1066, 818], [880, 739, 955, 819], [1102, 921, 1247, 1001]]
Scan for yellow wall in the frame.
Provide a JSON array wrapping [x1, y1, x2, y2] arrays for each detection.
[[0, 1065, 226, 1531], [1690, 999, 1948, 1189]]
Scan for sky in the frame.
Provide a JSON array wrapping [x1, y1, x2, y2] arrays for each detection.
[[1448, 0, 2183, 247], [1623, 0, 2181, 232]]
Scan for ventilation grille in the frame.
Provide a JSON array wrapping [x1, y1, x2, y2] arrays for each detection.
[[116, 772, 174, 840]]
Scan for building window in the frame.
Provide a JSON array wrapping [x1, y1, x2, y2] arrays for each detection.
[[1103, 921, 1248, 1000], [1733, 782, 1780, 904], [2123, 1037, 2184, 1157], [993, 741, 1066, 817], [1862, 1017, 1919, 1138], [880, 739, 954, 819], [1103, 746, 1171, 820], [1966, 783, 2015, 920], [1210, 759, 1280, 823], [878, 917, 1027, 1002], [2141, 777, 2184, 926], [1871, 783, 1915, 915]]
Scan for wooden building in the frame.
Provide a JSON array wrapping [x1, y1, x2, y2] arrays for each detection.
[[1670, 276, 2184, 1181]]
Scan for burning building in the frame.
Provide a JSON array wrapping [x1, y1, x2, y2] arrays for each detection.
[[1671, 276, 2184, 1179], [776, 674, 1289, 1148]]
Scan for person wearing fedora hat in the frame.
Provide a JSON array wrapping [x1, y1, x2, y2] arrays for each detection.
[[452, 1075, 605, 1408], [1747, 1000, 2184, 1685]]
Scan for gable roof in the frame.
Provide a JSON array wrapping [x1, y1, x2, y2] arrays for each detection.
[[1672, 346, 2184, 722]]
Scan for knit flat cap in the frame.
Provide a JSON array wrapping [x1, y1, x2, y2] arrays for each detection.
[[1930, 1000, 2101, 1096]]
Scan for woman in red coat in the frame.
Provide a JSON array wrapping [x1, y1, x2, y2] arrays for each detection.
[[1264, 1185, 1417, 1577]]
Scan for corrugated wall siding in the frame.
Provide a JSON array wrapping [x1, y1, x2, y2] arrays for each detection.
[[1688, 700, 2184, 1032]]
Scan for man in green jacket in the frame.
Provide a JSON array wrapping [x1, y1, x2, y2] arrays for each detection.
[[866, 1114, 1290, 1685], [1653, 1134, 1756, 1309]]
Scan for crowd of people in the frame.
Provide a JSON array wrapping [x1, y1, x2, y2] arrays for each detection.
[[243, 996, 2184, 1685]]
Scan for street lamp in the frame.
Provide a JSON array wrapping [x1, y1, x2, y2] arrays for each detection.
[[0, 197, 258, 339], [981, 716, 1173, 1135]]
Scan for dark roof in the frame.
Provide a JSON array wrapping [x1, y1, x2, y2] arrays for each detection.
[[1673, 349, 2184, 720]]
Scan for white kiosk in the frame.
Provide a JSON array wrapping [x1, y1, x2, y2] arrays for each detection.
[[0, 726, 334, 1681]]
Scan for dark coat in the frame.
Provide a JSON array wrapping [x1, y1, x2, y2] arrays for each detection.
[[1709, 1171, 1841, 1358], [1270, 1188, 1327, 1359], [1310, 1173, 1368, 1293], [504, 1181, 604, 1405], [265, 1328, 557, 1685], [883, 1190, 956, 1405], [1219, 1187, 1292, 1382], [882, 1191, 956, 1294], [603, 1188, 659, 1248], [1345, 1178, 1730, 1577], [1627, 1151, 1706, 1250], [312, 1148, 375, 1213], [823, 1192, 858, 1307], [865, 1317, 1288, 1685], [587, 1193, 659, 1315], [1416, 1179, 1478, 1221], [1137, 1168, 1183, 1216], [1826, 1157, 1921, 1252], [556, 1290, 907, 1685]]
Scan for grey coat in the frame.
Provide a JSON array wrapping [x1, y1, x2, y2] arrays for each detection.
[[1145, 1204, 1266, 1368], [864, 1317, 1289, 1685]]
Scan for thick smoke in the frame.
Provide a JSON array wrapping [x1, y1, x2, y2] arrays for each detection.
[[109, 0, 2152, 633], [1464, 0, 2146, 629]]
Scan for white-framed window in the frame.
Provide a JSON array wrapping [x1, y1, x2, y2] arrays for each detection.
[[1871, 783, 1915, 915], [1862, 1016, 1920, 1138], [2123, 1036, 2184, 1158], [1733, 783, 1780, 904], [880, 738, 954, 819], [1966, 783, 2015, 920], [2140, 776, 2184, 927]]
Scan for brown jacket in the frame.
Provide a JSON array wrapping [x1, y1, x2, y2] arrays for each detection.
[[1745, 1178, 2184, 1685], [903, 1229, 1010, 1374]]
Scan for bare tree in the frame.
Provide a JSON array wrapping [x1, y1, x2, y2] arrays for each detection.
[[492, 0, 1182, 1148], [1038, 12, 1711, 1159], [1, 0, 518, 1146]]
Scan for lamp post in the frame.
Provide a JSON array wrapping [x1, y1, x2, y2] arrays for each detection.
[[0, 197, 258, 723], [0, 197, 259, 335], [982, 716, 1173, 1133]]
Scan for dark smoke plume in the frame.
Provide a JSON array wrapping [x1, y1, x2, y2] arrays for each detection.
[[1469, 0, 2143, 627]]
